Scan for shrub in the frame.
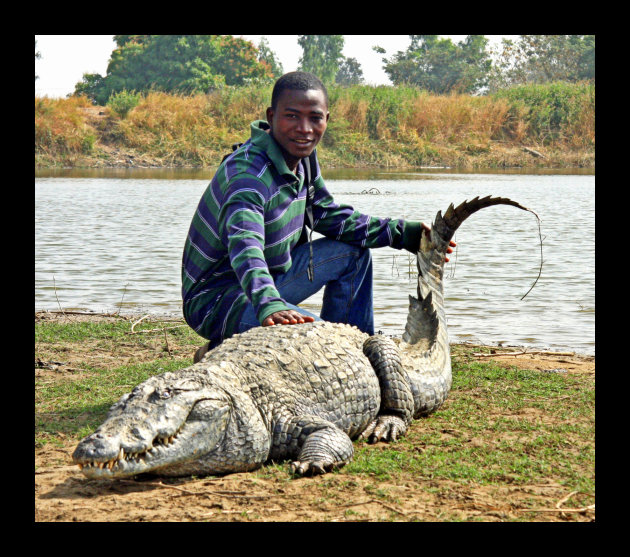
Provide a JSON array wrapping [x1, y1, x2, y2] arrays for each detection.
[[106, 90, 142, 119]]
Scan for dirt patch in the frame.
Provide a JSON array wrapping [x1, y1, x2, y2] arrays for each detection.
[[34, 438, 593, 523], [451, 343, 594, 375]]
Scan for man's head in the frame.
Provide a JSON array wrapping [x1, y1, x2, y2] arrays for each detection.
[[266, 72, 330, 172], [270, 71, 329, 111]]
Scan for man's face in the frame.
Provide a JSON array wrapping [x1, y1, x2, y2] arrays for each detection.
[[266, 88, 329, 171]]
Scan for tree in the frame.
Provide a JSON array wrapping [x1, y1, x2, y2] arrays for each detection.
[[35, 39, 41, 81], [297, 35, 345, 84], [256, 37, 283, 79], [336, 57, 364, 86], [488, 35, 595, 91], [74, 73, 107, 102], [376, 35, 492, 94], [73, 35, 274, 104]]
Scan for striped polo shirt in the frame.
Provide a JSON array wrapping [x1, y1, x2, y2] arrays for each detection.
[[181, 119, 422, 346]]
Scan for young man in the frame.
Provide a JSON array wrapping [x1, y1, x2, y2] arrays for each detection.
[[182, 72, 453, 360]]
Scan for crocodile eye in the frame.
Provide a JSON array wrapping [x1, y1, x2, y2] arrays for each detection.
[[160, 389, 172, 399]]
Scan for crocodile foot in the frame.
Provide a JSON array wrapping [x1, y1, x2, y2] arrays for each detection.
[[360, 415, 407, 443], [289, 459, 345, 476], [285, 420, 354, 476]]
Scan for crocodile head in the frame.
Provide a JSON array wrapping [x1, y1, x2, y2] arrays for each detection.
[[72, 371, 233, 478]]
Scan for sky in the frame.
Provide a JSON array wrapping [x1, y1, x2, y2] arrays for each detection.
[[34, 35, 518, 98]]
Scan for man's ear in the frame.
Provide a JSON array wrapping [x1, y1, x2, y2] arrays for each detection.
[[265, 106, 274, 125]]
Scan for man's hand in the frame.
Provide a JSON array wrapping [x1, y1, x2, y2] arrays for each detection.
[[262, 310, 315, 327], [421, 223, 456, 262]]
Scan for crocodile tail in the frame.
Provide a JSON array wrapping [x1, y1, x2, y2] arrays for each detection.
[[403, 196, 535, 347], [433, 195, 533, 243]]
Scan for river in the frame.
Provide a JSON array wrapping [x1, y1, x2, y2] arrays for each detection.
[[35, 167, 595, 355]]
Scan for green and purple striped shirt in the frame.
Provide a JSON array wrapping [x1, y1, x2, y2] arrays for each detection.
[[181, 120, 422, 345]]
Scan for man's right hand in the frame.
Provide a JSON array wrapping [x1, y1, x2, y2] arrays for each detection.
[[262, 310, 315, 327]]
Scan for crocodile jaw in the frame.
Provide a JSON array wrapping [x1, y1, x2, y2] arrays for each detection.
[[72, 374, 231, 478]]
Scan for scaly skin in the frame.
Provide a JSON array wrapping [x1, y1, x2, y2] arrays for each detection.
[[73, 196, 534, 478]]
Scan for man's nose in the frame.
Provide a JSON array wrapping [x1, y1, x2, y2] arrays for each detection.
[[296, 117, 312, 134]]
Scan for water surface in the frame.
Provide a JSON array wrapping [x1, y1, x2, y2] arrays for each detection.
[[35, 168, 594, 354]]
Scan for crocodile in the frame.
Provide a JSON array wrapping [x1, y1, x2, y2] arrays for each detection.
[[73, 196, 535, 478]]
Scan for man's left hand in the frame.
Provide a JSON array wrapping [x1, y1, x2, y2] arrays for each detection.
[[262, 310, 315, 327], [422, 223, 456, 262]]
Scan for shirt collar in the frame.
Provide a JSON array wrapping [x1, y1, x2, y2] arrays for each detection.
[[250, 120, 301, 180]]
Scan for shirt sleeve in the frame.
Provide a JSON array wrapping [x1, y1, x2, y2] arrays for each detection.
[[218, 176, 289, 324], [310, 174, 423, 252]]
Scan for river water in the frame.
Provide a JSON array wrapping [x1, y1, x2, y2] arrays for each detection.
[[35, 167, 595, 355]]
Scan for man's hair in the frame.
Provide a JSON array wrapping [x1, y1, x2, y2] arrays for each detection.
[[271, 71, 329, 110]]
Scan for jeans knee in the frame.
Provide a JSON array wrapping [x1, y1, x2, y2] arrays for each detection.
[[354, 245, 372, 269], [357, 245, 371, 260]]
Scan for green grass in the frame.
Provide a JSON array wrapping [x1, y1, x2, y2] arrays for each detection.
[[344, 357, 594, 493], [35, 315, 203, 446]]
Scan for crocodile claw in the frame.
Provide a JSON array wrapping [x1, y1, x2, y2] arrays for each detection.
[[360, 415, 407, 444], [289, 459, 341, 476]]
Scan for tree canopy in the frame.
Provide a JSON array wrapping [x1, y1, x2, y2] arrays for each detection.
[[74, 35, 275, 105], [256, 37, 284, 79], [375, 35, 594, 94], [487, 35, 595, 92], [376, 35, 492, 94], [336, 57, 364, 86], [297, 35, 346, 85], [69, 35, 596, 106]]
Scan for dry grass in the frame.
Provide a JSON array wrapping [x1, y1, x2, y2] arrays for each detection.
[[118, 92, 218, 165], [35, 96, 97, 160], [35, 82, 595, 170]]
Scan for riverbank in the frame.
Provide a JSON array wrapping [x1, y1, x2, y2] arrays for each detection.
[[35, 82, 595, 171], [35, 311, 594, 522]]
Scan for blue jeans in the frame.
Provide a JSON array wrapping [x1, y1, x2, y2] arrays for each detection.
[[237, 237, 374, 336]]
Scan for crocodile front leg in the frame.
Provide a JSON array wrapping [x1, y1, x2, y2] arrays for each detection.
[[270, 415, 354, 476], [361, 335, 415, 443]]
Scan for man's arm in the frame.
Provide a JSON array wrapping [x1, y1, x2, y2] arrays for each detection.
[[219, 180, 291, 324]]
